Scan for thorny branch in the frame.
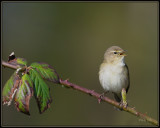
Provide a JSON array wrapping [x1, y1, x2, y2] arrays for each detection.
[[2, 60, 158, 126]]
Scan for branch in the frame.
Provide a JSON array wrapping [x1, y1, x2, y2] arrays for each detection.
[[2, 60, 19, 70], [2, 60, 158, 126], [59, 79, 158, 126]]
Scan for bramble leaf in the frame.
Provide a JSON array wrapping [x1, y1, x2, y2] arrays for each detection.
[[29, 68, 52, 114], [8, 52, 27, 67], [14, 73, 33, 115], [8, 58, 27, 67], [16, 58, 27, 66], [8, 52, 16, 62], [30, 62, 59, 83], [2, 72, 20, 106]]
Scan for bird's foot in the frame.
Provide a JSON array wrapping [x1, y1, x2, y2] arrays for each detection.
[[114, 101, 128, 111], [119, 100, 128, 109]]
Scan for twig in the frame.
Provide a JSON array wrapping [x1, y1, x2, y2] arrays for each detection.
[[59, 79, 158, 126], [2, 61, 19, 70], [2, 60, 158, 126]]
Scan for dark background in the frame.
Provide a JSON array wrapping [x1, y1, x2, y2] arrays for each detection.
[[2, 2, 158, 126]]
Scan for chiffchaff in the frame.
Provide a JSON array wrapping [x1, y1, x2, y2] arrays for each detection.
[[99, 46, 129, 107]]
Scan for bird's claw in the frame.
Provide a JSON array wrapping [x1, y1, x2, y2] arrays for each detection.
[[119, 101, 128, 109]]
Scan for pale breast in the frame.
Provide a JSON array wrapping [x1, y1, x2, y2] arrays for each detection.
[[99, 63, 128, 93]]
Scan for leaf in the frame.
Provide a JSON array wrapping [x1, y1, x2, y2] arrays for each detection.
[[14, 73, 33, 115], [30, 62, 59, 83], [16, 58, 27, 66], [2, 72, 20, 106], [8, 57, 27, 67], [8, 52, 16, 62], [29, 68, 52, 114], [8, 52, 27, 66]]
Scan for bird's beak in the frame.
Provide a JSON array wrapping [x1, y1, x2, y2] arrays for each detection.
[[119, 52, 127, 56]]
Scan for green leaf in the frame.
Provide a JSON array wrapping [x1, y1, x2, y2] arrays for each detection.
[[14, 73, 33, 115], [2, 72, 20, 105], [30, 62, 59, 83], [29, 68, 52, 114], [16, 58, 27, 66], [8, 52, 27, 66], [8, 57, 27, 67]]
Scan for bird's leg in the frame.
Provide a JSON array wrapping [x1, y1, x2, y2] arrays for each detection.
[[98, 91, 108, 104], [120, 88, 128, 108]]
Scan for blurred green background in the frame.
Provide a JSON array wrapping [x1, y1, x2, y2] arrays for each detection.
[[2, 2, 158, 126]]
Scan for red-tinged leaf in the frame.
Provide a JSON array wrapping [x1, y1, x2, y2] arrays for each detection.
[[8, 58, 27, 66], [29, 68, 52, 114], [14, 73, 33, 115], [30, 62, 59, 83], [8, 52, 27, 66], [2, 72, 20, 106]]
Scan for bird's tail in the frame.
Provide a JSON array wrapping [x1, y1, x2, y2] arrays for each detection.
[[114, 93, 121, 102], [113, 93, 123, 111]]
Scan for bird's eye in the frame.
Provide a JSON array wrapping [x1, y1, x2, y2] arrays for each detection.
[[114, 52, 117, 54]]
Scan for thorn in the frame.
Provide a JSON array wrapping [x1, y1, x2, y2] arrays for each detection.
[[98, 93, 105, 104], [65, 78, 69, 82]]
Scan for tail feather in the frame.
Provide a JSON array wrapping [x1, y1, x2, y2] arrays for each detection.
[[114, 93, 121, 102]]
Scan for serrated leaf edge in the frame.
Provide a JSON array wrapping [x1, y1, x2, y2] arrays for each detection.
[[3, 73, 20, 106]]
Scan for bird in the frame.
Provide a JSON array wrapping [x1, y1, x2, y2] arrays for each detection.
[[99, 46, 130, 107]]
